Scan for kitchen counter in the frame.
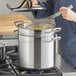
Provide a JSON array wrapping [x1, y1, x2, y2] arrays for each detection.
[[0, 14, 31, 35]]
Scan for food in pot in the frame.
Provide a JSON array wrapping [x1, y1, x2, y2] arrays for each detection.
[[20, 22, 55, 30]]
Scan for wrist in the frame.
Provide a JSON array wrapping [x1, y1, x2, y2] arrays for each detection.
[[72, 13, 76, 22]]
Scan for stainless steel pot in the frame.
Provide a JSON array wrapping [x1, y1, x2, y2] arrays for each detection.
[[14, 21, 61, 70]]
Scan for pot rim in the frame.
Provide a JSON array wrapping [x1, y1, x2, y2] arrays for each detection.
[[18, 22, 55, 31]]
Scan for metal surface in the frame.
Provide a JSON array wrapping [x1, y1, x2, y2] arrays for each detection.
[[0, 38, 18, 46], [12, 7, 46, 12], [19, 67, 62, 76], [0, 43, 6, 61], [0, 36, 18, 62], [17, 22, 61, 69], [18, 29, 54, 69], [6, 0, 46, 12]]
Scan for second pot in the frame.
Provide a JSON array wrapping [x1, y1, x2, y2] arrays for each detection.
[[14, 21, 61, 70]]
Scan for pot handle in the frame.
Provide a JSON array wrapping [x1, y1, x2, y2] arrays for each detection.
[[44, 27, 61, 34], [14, 21, 25, 27], [13, 30, 18, 35], [14, 21, 24, 36], [6, 4, 13, 11], [44, 36, 61, 42], [52, 27, 61, 33]]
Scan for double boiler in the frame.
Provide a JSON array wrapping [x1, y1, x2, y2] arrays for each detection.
[[14, 21, 61, 70]]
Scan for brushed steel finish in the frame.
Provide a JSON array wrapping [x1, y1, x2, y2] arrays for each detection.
[[17, 23, 61, 69]]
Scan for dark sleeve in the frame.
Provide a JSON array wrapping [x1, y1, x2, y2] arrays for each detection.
[[32, 0, 54, 19]]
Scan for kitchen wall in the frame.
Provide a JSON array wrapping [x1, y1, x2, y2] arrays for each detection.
[[0, 0, 45, 19]]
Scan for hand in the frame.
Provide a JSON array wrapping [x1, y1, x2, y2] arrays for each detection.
[[60, 7, 76, 22], [31, 0, 39, 7]]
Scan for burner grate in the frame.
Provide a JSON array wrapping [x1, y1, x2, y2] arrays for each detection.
[[0, 51, 19, 76]]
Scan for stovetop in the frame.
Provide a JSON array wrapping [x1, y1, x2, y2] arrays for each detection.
[[0, 49, 62, 76], [0, 50, 19, 76]]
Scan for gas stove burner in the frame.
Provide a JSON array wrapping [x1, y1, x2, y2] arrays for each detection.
[[19, 67, 62, 76], [18, 66, 59, 73], [0, 50, 19, 76], [0, 60, 16, 76], [18, 68, 44, 74]]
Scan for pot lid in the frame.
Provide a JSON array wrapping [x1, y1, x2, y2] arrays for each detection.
[[19, 22, 55, 30]]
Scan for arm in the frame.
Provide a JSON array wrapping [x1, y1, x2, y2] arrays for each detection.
[[31, 0, 54, 18], [60, 7, 76, 22]]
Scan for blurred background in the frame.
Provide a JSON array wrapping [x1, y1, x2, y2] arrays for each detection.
[[0, 0, 45, 19]]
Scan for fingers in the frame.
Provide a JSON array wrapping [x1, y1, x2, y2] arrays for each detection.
[[59, 7, 69, 19], [60, 7, 68, 15], [59, 6, 76, 22]]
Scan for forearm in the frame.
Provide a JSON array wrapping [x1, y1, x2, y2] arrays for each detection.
[[71, 13, 76, 22]]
